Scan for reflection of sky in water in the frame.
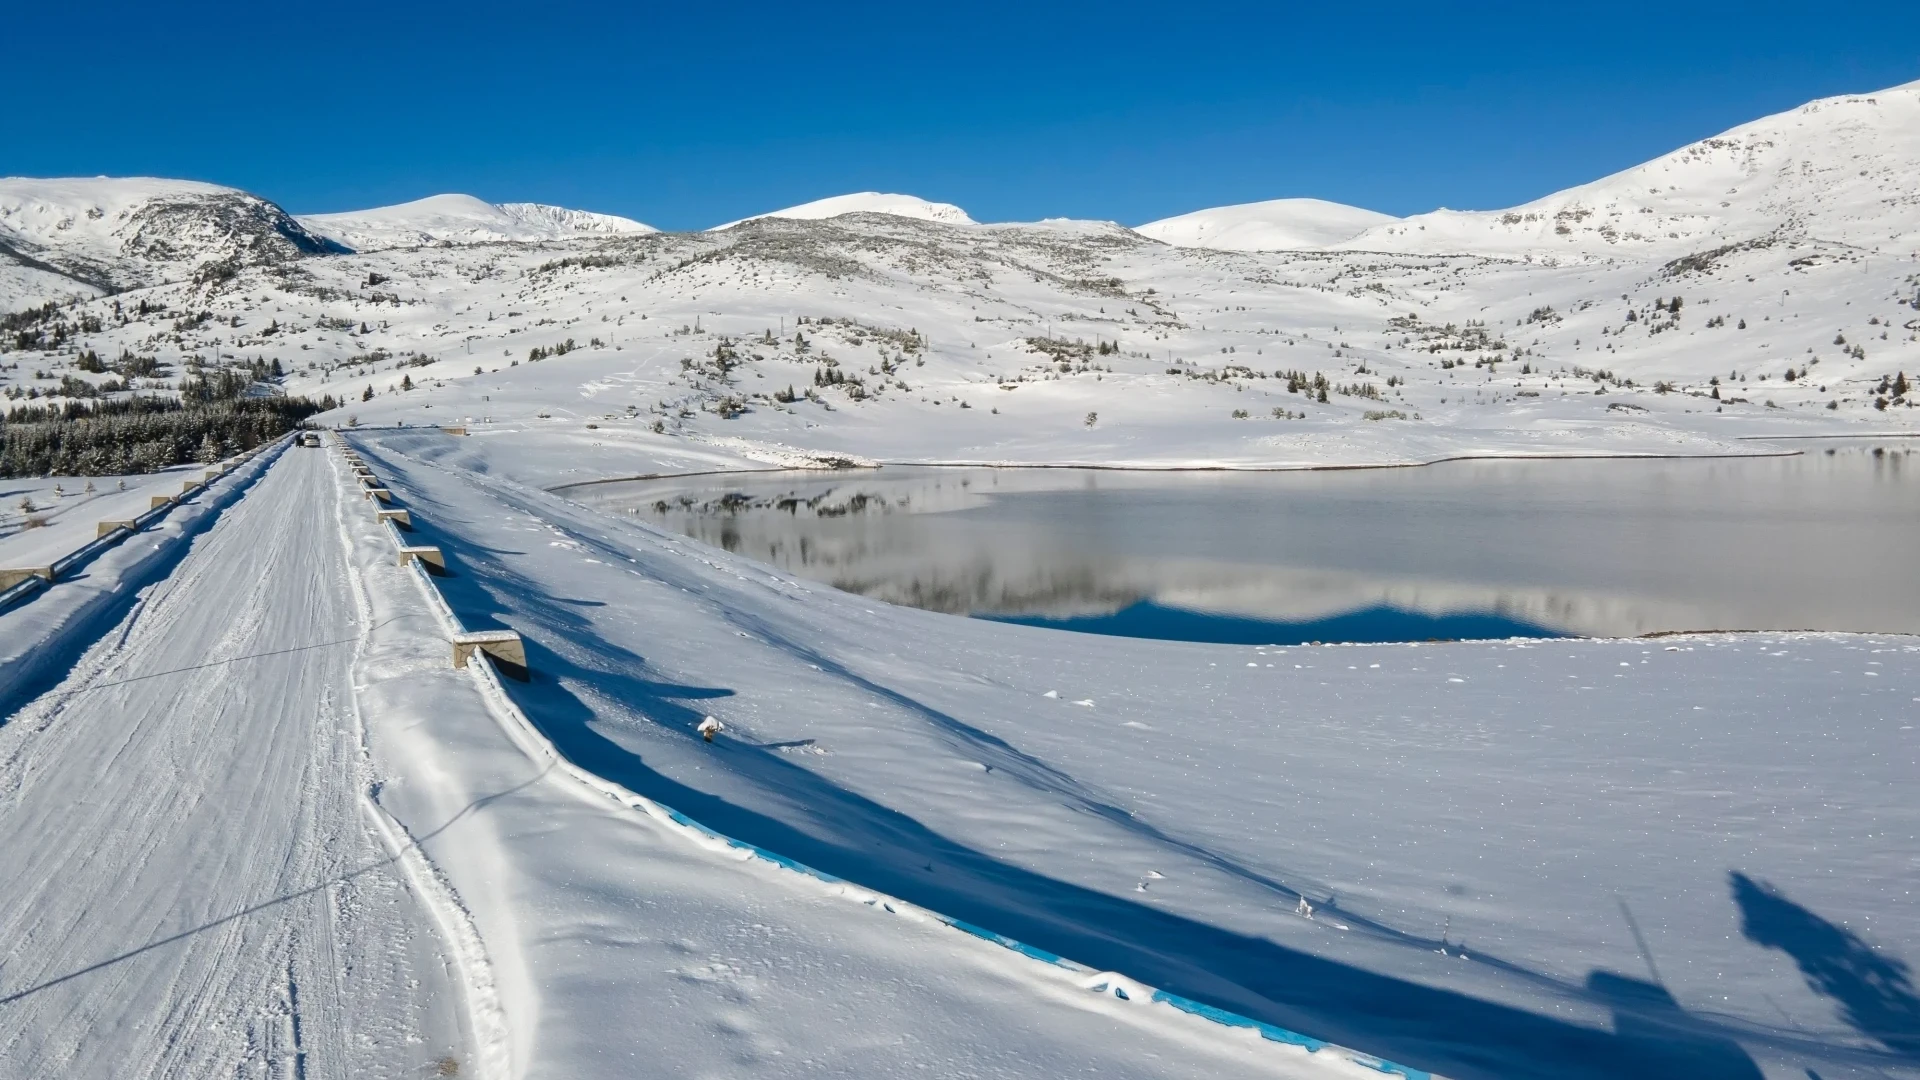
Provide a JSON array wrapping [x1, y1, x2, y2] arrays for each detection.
[[572, 443, 1920, 641]]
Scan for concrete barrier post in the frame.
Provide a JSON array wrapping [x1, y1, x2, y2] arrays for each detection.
[[398, 545, 445, 572], [0, 567, 55, 591], [376, 508, 413, 528], [365, 487, 394, 503], [452, 630, 528, 679], [96, 520, 137, 539], [150, 495, 174, 510]]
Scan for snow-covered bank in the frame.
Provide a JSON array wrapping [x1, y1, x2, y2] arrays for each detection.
[[1, 462, 209, 568], [0, 438, 288, 708], [347, 427, 1920, 1080], [331, 444, 1396, 1079]]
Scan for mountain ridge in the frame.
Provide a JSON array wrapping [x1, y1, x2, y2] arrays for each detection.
[[299, 193, 655, 250], [1134, 198, 1398, 251], [710, 192, 975, 231], [0, 176, 345, 298]]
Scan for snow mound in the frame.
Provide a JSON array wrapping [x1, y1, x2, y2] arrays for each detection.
[[711, 192, 974, 231], [0, 176, 343, 292], [1134, 198, 1398, 251], [300, 194, 656, 250], [1339, 79, 1920, 257]]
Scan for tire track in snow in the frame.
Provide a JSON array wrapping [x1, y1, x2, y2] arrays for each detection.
[[0, 447, 460, 1079]]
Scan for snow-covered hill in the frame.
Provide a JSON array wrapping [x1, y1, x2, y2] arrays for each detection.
[[1134, 198, 1398, 251], [711, 191, 975, 230], [3, 81, 1917, 471], [299, 193, 655, 251], [0, 176, 344, 297], [1340, 79, 1920, 257]]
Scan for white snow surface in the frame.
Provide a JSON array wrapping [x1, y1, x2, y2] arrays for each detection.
[[338, 427, 1917, 1080], [0, 176, 235, 248], [711, 191, 975, 230], [300, 194, 656, 251], [0, 438, 1417, 1077], [0, 175, 339, 293], [332, 444, 1398, 1080], [1135, 198, 1400, 251], [1, 465, 207, 568], [0, 445, 467, 1078]]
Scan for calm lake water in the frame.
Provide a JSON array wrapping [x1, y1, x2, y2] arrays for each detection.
[[569, 442, 1920, 644]]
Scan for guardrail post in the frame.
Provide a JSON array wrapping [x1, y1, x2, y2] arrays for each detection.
[[96, 519, 137, 539], [398, 545, 445, 573], [452, 630, 527, 679], [376, 508, 413, 529], [0, 567, 55, 591]]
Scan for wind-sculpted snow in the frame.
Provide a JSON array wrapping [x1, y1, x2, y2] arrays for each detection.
[[351, 430, 1920, 1080], [331, 441, 1391, 1079]]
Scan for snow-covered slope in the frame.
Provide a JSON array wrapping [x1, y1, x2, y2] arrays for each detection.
[[4, 80, 1918, 473], [1340, 80, 1920, 257], [0, 176, 344, 293], [1135, 198, 1398, 251], [299, 194, 655, 251], [342, 429, 1919, 1080], [711, 191, 974, 230]]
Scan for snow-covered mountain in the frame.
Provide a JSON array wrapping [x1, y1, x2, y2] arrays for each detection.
[[3, 79, 1917, 470], [1133, 198, 1398, 251], [0, 176, 344, 297], [299, 194, 655, 251], [711, 192, 974, 230], [1339, 79, 1920, 257]]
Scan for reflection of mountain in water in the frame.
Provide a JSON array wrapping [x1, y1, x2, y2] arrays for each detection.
[[576, 453, 1920, 641], [654, 511, 1697, 637], [987, 601, 1560, 646]]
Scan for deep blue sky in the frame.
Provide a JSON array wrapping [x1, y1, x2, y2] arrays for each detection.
[[8, 2, 1916, 229]]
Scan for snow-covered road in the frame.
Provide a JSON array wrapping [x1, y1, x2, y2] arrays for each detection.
[[0, 446, 465, 1078]]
